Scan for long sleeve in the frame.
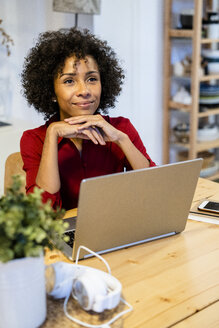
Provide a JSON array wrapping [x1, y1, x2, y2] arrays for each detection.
[[107, 116, 156, 169], [20, 128, 62, 209]]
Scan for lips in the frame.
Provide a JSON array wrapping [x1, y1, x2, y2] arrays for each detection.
[[73, 101, 95, 107]]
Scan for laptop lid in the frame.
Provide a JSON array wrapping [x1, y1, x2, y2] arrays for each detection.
[[68, 159, 202, 260]]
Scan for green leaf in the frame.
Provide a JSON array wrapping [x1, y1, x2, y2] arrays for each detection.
[[0, 175, 66, 262]]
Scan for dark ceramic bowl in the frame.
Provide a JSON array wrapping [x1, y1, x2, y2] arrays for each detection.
[[180, 14, 193, 29], [173, 123, 190, 143]]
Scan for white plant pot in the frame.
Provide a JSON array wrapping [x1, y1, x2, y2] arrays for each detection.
[[0, 255, 46, 328]]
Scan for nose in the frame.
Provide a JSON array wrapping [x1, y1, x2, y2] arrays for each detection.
[[76, 81, 91, 98]]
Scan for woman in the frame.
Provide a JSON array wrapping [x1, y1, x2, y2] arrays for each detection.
[[20, 28, 155, 210]]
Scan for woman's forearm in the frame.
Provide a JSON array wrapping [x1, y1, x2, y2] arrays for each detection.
[[116, 133, 150, 170], [36, 125, 61, 194]]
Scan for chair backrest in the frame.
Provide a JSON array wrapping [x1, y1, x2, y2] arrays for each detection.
[[4, 152, 26, 194]]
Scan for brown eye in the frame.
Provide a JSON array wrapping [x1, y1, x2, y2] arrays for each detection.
[[88, 77, 98, 82], [64, 79, 74, 84]]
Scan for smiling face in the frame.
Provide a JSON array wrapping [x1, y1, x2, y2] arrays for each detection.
[[53, 55, 102, 120]]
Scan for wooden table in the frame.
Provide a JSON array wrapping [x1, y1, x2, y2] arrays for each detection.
[[42, 178, 219, 328]]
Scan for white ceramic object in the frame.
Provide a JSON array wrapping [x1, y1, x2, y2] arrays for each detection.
[[200, 162, 218, 178], [207, 23, 219, 39], [173, 62, 184, 76], [202, 49, 219, 58], [0, 255, 46, 328], [172, 87, 192, 104], [197, 126, 219, 142], [208, 62, 219, 74]]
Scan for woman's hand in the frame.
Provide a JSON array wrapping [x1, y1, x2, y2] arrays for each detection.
[[64, 114, 125, 145], [36, 118, 107, 193], [64, 115, 150, 169], [48, 120, 106, 145]]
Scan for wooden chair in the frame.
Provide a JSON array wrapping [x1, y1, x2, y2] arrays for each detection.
[[4, 152, 26, 194]]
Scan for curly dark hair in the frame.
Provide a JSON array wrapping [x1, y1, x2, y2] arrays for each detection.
[[21, 28, 125, 120]]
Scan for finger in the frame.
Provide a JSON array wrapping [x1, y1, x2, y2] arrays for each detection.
[[91, 127, 106, 145], [65, 115, 103, 127], [81, 128, 99, 145], [77, 122, 100, 131], [85, 127, 106, 145], [74, 132, 90, 140], [64, 116, 90, 124], [57, 124, 81, 138], [76, 117, 105, 131]]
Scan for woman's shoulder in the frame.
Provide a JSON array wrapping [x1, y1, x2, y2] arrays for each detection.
[[21, 115, 57, 141], [21, 122, 47, 141]]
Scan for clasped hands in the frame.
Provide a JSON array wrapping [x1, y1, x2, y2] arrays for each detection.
[[60, 114, 125, 145]]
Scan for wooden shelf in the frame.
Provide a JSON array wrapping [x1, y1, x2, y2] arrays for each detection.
[[171, 142, 190, 150], [198, 108, 219, 117], [163, 0, 219, 172], [172, 139, 219, 152], [196, 139, 219, 152], [200, 74, 219, 81], [172, 73, 219, 82], [169, 105, 219, 117], [169, 29, 193, 38], [172, 74, 191, 80], [169, 101, 192, 112], [201, 38, 219, 44], [169, 33, 219, 44], [169, 102, 219, 117]]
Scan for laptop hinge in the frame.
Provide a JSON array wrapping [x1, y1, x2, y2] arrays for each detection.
[[83, 232, 176, 258]]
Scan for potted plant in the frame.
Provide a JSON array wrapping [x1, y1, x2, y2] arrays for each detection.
[[0, 175, 68, 328]]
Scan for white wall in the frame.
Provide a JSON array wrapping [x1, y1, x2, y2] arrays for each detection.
[[94, 0, 164, 164]]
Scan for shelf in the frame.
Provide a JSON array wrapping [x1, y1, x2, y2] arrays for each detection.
[[172, 73, 219, 82], [169, 105, 219, 117], [169, 103, 219, 117], [172, 139, 219, 152], [198, 108, 219, 117], [200, 74, 219, 81], [201, 38, 219, 44], [163, 0, 219, 165], [169, 101, 192, 112], [196, 139, 219, 152], [172, 74, 191, 80], [170, 33, 219, 43], [169, 29, 193, 38], [171, 142, 190, 150]]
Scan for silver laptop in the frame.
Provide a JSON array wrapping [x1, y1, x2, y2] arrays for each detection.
[[58, 159, 202, 260]]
